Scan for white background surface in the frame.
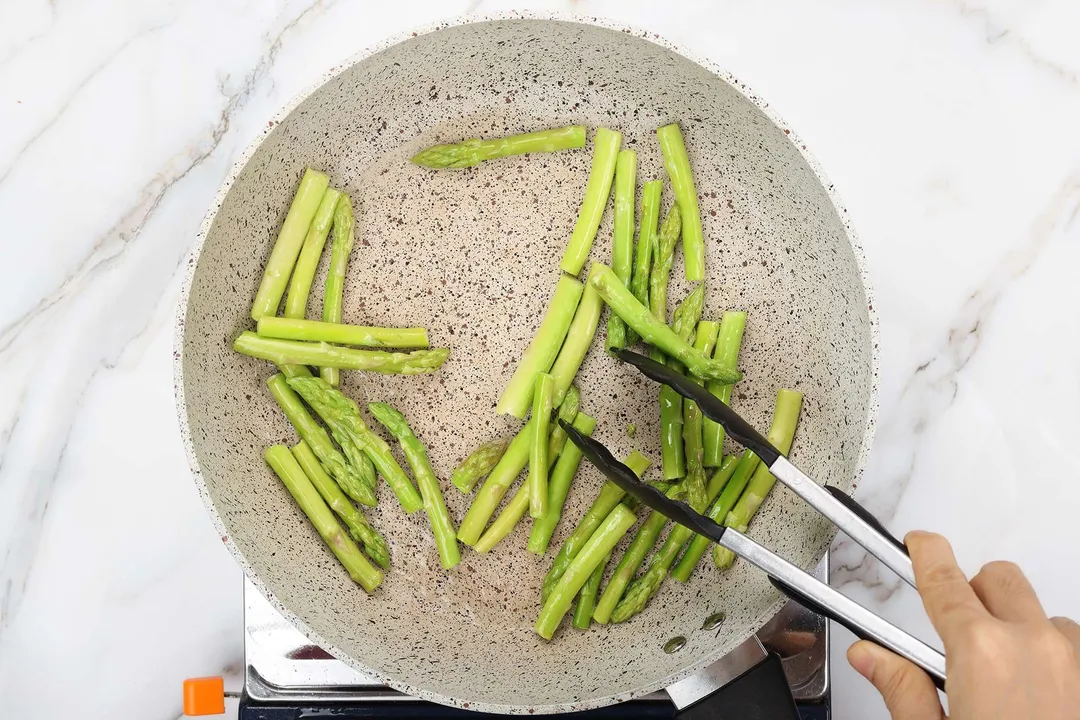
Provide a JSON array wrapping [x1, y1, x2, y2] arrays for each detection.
[[2, 1, 1079, 718]]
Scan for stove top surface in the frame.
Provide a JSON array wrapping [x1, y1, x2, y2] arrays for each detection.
[[241, 557, 829, 717]]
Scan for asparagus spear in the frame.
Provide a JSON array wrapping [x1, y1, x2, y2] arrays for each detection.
[[672, 389, 803, 581], [411, 126, 587, 169], [367, 403, 459, 568], [657, 124, 704, 282], [278, 363, 314, 379], [291, 441, 389, 569], [527, 412, 597, 555], [258, 317, 429, 349], [712, 391, 804, 570], [321, 193, 355, 387], [264, 445, 382, 592], [286, 377, 424, 513], [473, 480, 530, 553], [496, 275, 584, 418], [529, 373, 555, 518], [545, 384, 580, 461], [648, 205, 682, 329], [266, 374, 376, 507], [560, 128, 622, 275], [606, 149, 637, 351], [283, 188, 342, 319], [451, 436, 511, 494], [234, 333, 449, 375], [658, 286, 707, 481], [702, 312, 747, 467], [458, 420, 534, 545], [681, 320, 720, 508], [626, 180, 663, 346], [573, 552, 610, 630], [547, 265, 604, 405], [609, 458, 740, 622], [588, 264, 740, 383], [251, 168, 331, 321], [541, 451, 650, 601], [535, 505, 636, 639]]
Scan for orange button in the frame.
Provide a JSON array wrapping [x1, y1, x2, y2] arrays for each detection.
[[183, 676, 225, 716]]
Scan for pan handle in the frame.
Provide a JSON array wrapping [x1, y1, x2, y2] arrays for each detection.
[[672, 652, 800, 720]]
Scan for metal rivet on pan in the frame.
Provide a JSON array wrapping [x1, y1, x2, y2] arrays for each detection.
[[663, 636, 686, 654], [701, 612, 726, 631]]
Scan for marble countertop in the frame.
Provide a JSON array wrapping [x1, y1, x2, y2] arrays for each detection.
[[3, 0, 1079, 718]]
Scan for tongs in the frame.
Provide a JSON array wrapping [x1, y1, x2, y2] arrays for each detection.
[[560, 348, 947, 688]]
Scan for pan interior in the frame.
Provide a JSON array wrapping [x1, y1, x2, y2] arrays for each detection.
[[180, 18, 874, 713]]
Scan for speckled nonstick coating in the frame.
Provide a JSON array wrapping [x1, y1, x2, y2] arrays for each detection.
[[175, 14, 878, 714]]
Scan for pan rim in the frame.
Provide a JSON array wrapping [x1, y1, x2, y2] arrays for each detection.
[[173, 10, 880, 714]]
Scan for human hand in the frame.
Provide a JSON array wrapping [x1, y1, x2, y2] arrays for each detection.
[[847, 531, 1080, 719]]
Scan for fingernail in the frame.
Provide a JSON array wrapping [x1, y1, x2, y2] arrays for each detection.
[[847, 642, 877, 681]]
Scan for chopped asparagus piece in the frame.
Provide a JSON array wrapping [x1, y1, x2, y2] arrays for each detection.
[[265, 445, 382, 592], [527, 412, 597, 555], [283, 187, 341, 319], [560, 128, 622, 275], [547, 266, 604, 405], [234, 333, 449, 375], [573, 552, 610, 630], [606, 149, 637, 350], [451, 437, 511, 494], [321, 193, 355, 387], [545, 384, 580, 461], [258, 317, 429, 349], [626, 180, 662, 346], [702, 311, 747, 467], [458, 420, 534, 545], [529, 373, 555, 518], [496, 275, 584, 418], [251, 168, 330, 321], [412, 126, 587, 168], [657, 124, 704, 282]]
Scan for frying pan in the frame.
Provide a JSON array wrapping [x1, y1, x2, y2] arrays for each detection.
[[175, 13, 878, 714]]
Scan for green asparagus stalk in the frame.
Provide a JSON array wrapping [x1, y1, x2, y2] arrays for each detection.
[[283, 188, 341, 319], [265, 445, 382, 592], [291, 441, 389, 569], [367, 402, 460, 569], [458, 420, 534, 545], [547, 266, 604, 405], [541, 451, 650, 601], [657, 124, 704, 282], [658, 286, 707, 481], [496, 275, 584, 418], [258, 317, 429, 349], [712, 391, 804, 570], [593, 484, 682, 624], [573, 552, 610, 629], [527, 412, 597, 554], [649, 206, 682, 329], [702, 312, 747, 467], [321, 193, 355, 387], [681, 320, 720, 508], [589, 264, 739, 383], [545, 384, 580, 461], [411, 126, 587, 169], [606, 149, 637, 351], [560, 128, 622, 275], [234, 333, 449, 375], [251, 168, 331, 321], [473, 480, 530, 553], [672, 388, 803, 581], [286, 377, 424, 514], [609, 458, 739, 622], [278, 363, 313, 379], [529, 373, 555, 518], [266, 374, 376, 507], [535, 505, 636, 639], [451, 436, 511, 494], [626, 180, 662, 346]]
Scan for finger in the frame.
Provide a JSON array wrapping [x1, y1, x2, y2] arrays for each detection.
[[906, 531, 987, 641], [848, 641, 945, 720], [1051, 617, 1080, 658], [970, 561, 1046, 623]]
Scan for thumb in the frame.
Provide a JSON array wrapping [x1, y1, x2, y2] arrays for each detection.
[[848, 641, 944, 720]]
